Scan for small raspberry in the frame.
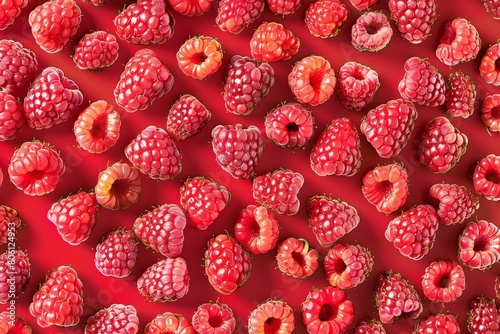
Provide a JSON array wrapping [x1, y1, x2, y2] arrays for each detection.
[[414, 314, 461, 334], [421, 260, 465, 303], [84, 304, 139, 334], [266, 0, 302, 15], [436, 17, 481, 66], [0, 249, 30, 303], [459, 220, 500, 270], [388, 0, 437, 44], [481, 93, 500, 132], [73, 31, 119, 71], [248, 300, 295, 334], [82, 0, 107, 6], [467, 296, 500, 334], [353, 319, 386, 333], [0, 91, 24, 141], [483, 0, 500, 19], [192, 302, 236, 334], [276, 237, 319, 279], [0, 40, 38, 97], [445, 70, 477, 118], [0, 0, 28, 30], [351, 11, 393, 52], [167, 0, 214, 16], [145, 312, 195, 334], [166, 94, 211, 141], [348, 0, 379, 11], [337, 61, 380, 111], [94, 228, 138, 278], [250, 22, 300, 62], [479, 41, 500, 86], [305, 0, 348, 38], [215, 0, 264, 34], [427, 183, 480, 225], [473, 154, 500, 201], [0, 205, 22, 245], [0, 312, 32, 333], [176, 35, 223, 80], [234, 204, 279, 254]]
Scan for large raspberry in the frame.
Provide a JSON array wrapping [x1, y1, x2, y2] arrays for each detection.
[[192, 302, 236, 334], [467, 296, 500, 334], [276, 237, 319, 279], [216, 0, 264, 34], [421, 260, 465, 303], [0, 40, 38, 97], [248, 300, 295, 334], [84, 304, 139, 334], [445, 70, 477, 118], [0, 205, 22, 245], [94, 228, 138, 278], [0, 249, 30, 303], [427, 183, 479, 225], [479, 41, 500, 86], [250, 22, 300, 63], [337, 61, 380, 111], [481, 93, 500, 132], [145, 312, 195, 333], [459, 220, 500, 270], [73, 31, 119, 71], [0, 0, 28, 30], [388, 0, 437, 44], [351, 11, 393, 52], [305, 0, 348, 38], [234, 204, 279, 255], [414, 314, 461, 334], [167, 94, 211, 141], [0, 91, 25, 141], [436, 17, 481, 66], [176, 35, 223, 80], [473, 154, 500, 201]]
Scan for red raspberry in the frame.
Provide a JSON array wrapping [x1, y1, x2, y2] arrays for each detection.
[[8, 140, 65, 196], [362, 163, 409, 215], [479, 41, 500, 86], [385, 204, 439, 260], [223, 55, 274, 115], [310, 117, 362, 177], [28, 0, 81, 53], [94, 228, 138, 278], [436, 18, 481, 66], [276, 237, 319, 279], [0, 312, 32, 333], [47, 190, 100, 245], [445, 70, 477, 118], [125, 125, 182, 180], [73, 31, 119, 71], [351, 12, 393, 52], [305, 0, 348, 39], [211, 124, 264, 179], [137, 257, 190, 302], [134, 203, 186, 257], [192, 302, 236, 334], [167, 0, 214, 16], [204, 233, 251, 295], [167, 94, 211, 141], [348, 0, 379, 11], [352, 319, 386, 333], [29, 265, 84, 328], [419, 116, 468, 173], [23, 67, 84, 130], [481, 94, 500, 132], [264, 102, 315, 149], [177, 35, 223, 80], [179, 176, 230, 230], [459, 220, 500, 270], [114, 48, 174, 113], [0, 0, 28, 30], [216, 0, 264, 34], [0, 91, 24, 141], [428, 183, 479, 225], [398, 57, 446, 107], [248, 299, 295, 334], [74, 100, 122, 154], [337, 61, 380, 111], [84, 304, 139, 334], [288, 55, 336, 106], [266, 0, 302, 15], [234, 204, 279, 254], [483, 0, 500, 19], [388, 0, 437, 44], [82, 0, 107, 6], [252, 169, 304, 215], [414, 314, 461, 334], [421, 260, 465, 303], [0, 250, 30, 303], [306, 195, 360, 248], [467, 296, 500, 334], [145, 312, 195, 334], [301, 286, 354, 334], [473, 154, 500, 201], [250, 22, 300, 63], [0, 205, 22, 245], [0, 40, 38, 98]]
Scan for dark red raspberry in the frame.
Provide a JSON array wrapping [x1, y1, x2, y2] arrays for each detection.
[[216, 0, 264, 34], [428, 183, 479, 225], [0, 0, 28, 30], [192, 302, 236, 334], [0, 91, 24, 141], [421, 260, 465, 303], [414, 314, 461, 334], [351, 12, 393, 52], [388, 0, 437, 44], [473, 154, 500, 201], [0, 205, 22, 245], [167, 94, 211, 141], [480, 41, 500, 86], [84, 304, 139, 334], [337, 61, 380, 111], [467, 296, 500, 334], [73, 31, 119, 71], [276, 237, 319, 279], [481, 94, 500, 132], [445, 70, 477, 118], [233, 204, 279, 254], [305, 0, 348, 38], [436, 17, 481, 66], [0, 40, 38, 97], [94, 228, 138, 278], [459, 220, 500, 270], [266, 0, 302, 15], [250, 21, 300, 63], [0, 249, 30, 303]]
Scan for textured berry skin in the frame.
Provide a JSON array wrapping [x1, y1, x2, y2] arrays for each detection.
[[385, 204, 439, 260], [248, 299, 295, 334], [125, 125, 182, 180], [467, 296, 500, 333], [134, 204, 186, 257], [252, 169, 304, 215], [95, 228, 138, 278], [179, 176, 230, 230], [23, 67, 84, 130], [306, 195, 360, 248], [211, 124, 264, 179], [0, 40, 38, 97], [436, 17, 481, 66], [266, 0, 302, 15], [276, 237, 319, 279], [458, 220, 500, 270], [216, 0, 264, 34], [167, 94, 211, 141], [84, 304, 139, 334], [0, 250, 30, 303], [480, 41, 500, 86], [414, 314, 461, 334], [351, 12, 393, 52], [483, 0, 500, 19], [0, 91, 24, 141], [234, 204, 279, 254], [223, 55, 274, 115], [29, 0, 82, 53], [192, 302, 236, 334], [177, 35, 223, 80], [0, 0, 28, 30], [388, 0, 437, 44], [310, 117, 362, 177], [145, 312, 195, 334], [73, 31, 119, 70], [305, 0, 348, 38], [349, 0, 379, 11], [301, 286, 354, 334], [421, 260, 465, 303], [398, 57, 446, 107], [8, 140, 65, 196], [473, 154, 500, 201], [288, 55, 336, 106], [337, 61, 380, 111], [0, 205, 22, 245], [250, 22, 300, 62], [0, 312, 32, 333], [83, 0, 107, 6], [29, 266, 84, 328], [419, 116, 468, 174], [428, 183, 479, 225], [114, 48, 174, 113], [137, 257, 190, 302], [352, 319, 386, 334], [445, 70, 477, 118], [168, 0, 213, 16], [360, 99, 418, 159], [481, 93, 500, 132], [114, 0, 174, 45], [204, 233, 251, 295], [47, 190, 100, 245]]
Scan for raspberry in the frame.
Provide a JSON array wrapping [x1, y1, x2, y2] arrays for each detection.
[[351, 11, 393, 52], [8, 140, 65, 196], [223, 55, 274, 115], [306, 195, 360, 248], [47, 190, 100, 245], [458, 220, 500, 270], [94, 228, 138, 278], [288, 55, 336, 106], [0, 0, 28, 30], [483, 0, 500, 19], [73, 31, 119, 70], [323, 243, 374, 290], [145, 312, 195, 333], [352, 319, 386, 333], [216, 0, 264, 34], [414, 314, 461, 334], [211, 124, 264, 179], [252, 169, 304, 215], [94, 161, 142, 210], [337, 61, 380, 111], [385, 204, 439, 260], [137, 257, 190, 302], [419, 116, 468, 173], [362, 163, 409, 215], [0, 91, 24, 141], [133, 204, 186, 257], [0, 205, 22, 245], [248, 300, 295, 334], [0, 40, 38, 97], [266, 0, 302, 15], [445, 70, 477, 118], [166, 94, 211, 141], [398, 57, 446, 107], [264, 102, 315, 149], [29, 0, 82, 53], [234, 204, 279, 254], [192, 302, 236, 334], [301, 286, 354, 334], [276, 237, 319, 279], [305, 0, 348, 38], [114, 48, 174, 113], [204, 233, 251, 295], [82, 0, 106, 6], [388, 0, 437, 44], [310, 117, 362, 177], [167, 0, 214, 16], [427, 183, 480, 225], [0, 312, 32, 333], [0, 250, 30, 303], [29, 265, 84, 327], [125, 125, 182, 180], [467, 296, 500, 333], [436, 18, 481, 66], [73, 100, 122, 154], [473, 154, 500, 201], [177, 35, 223, 80], [421, 260, 465, 303], [481, 94, 500, 132], [179, 176, 230, 230], [479, 41, 500, 86], [84, 304, 139, 334], [348, 0, 379, 11], [250, 22, 300, 62]]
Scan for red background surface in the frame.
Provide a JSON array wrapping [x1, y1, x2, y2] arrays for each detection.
[[1, 0, 500, 332]]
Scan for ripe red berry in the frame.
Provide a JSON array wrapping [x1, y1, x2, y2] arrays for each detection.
[[177, 35, 223, 80], [481, 93, 500, 132], [73, 31, 119, 71], [421, 260, 465, 303], [0, 91, 24, 141], [427, 183, 479, 225], [445, 70, 477, 118], [305, 0, 348, 38], [266, 0, 302, 15], [276, 237, 319, 279], [480, 41, 500, 86], [414, 314, 461, 334], [215, 0, 264, 34], [0, 249, 30, 303], [145, 311, 195, 334], [351, 12, 393, 52], [234, 205, 279, 254], [473, 154, 500, 201], [467, 296, 500, 333], [0, 0, 28, 30], [167, 94, 211, 141], [94, 228, 138, 278], [248, 299, 295, 334], [0, 40, 38, 97], [0, 205, 22, 245], [84, 304, 139, 334], [250, 21, 300, 62], [483, 0, 500, 19], [459, 220, 500, 270], [436, 17, 481, 66], [192, 301, 236, 334], [167, 0, 214, 16], [388, 0, 437, 44], [0, 312, 32, 333], [352, 319, 386, 333], [337, 61, 380, 111]]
